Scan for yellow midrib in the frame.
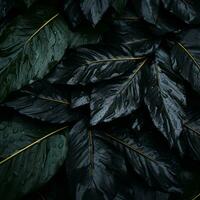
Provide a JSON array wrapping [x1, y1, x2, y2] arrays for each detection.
[[177, 42, 200, 70], [25, 13, 59, 45], [0, 125, 68, 165]]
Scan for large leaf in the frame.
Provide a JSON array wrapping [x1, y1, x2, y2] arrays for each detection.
[[66, 120, 129, 200], [5, 81, 80, 123], [171, 28, 200, 95], [133, 0, 184, 34], [0, 116, 68, 200], [71, 87, 90, 108], [90, 59, 147, 125], [134, 0, 160, 25], [52, 45, 144, 86], [102, 129, 182, 193], [144, 49, 186, 146], [161, 0, 200, 24], [0, 5, 97, 102], [80, 0, 112, 25]]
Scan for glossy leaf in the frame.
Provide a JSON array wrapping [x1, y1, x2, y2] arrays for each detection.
[[71, 87, 90, 108], [0, 117, 68, 200], [179, 115, 200, 160], [145, 49, 186, 146], [5, 81, 80, 123], [80, 0, 112, 25], [90, 59, 147, 125], [53, 45, 144, 86], [161, 0, 200, 24], [134, 0, 160, 25], [171, 28, 200, 95], [103, 129, 182, 193], [66, 120, 128, 200]]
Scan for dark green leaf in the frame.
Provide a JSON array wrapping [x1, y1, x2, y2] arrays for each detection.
[[71, 87, 90, 108], [5, 81, 80, 124], [145, 49, 186, 146], [90, 59, 147, 125], [179, 114, 200, 160], [134, 0, 160, 25], [63, 0, 83, 28], [161, 0, 200, 24], [172, 28, 200, 95], [80, 0, 112, 25], [0, 117, 68, 200], [103, 129, 182, 193], [66, 120, 128, 200]]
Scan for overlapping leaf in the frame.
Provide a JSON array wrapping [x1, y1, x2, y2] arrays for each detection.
[[52, 45, 144, 86], [171, 28, 200, 95], [5, 81, 80, 123], [66, 120, 128, 200], [144, 49, 186, 146], [102, 129, 182, 193], [0, 116, 68, 200]]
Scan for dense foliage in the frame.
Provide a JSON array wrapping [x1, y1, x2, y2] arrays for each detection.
[[1, 0, 200, 199]]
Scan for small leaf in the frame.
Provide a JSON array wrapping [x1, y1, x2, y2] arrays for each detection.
[[80, 0, 112, 25], [54, 45, 144, 86], [71, 87, 90, 108]]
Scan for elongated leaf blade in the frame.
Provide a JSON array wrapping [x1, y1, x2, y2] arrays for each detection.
[[80, 0, 112, 25], [161, 0, 200, 24], [54, 45, 144, 86], [103, 18, 160, 56], [171, 28, 200, 95], [90, 59, 147, 125], [145, 49, 186, 146]]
